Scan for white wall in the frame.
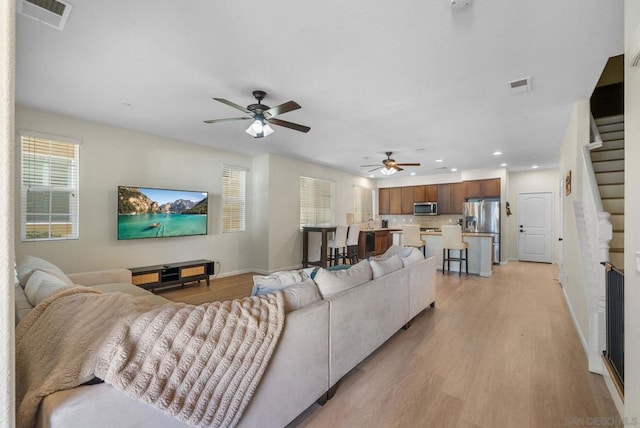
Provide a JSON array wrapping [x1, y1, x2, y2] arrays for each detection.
[[506, 169, 560, 262], [266, 154, 375, 272], [15, 107, 255, 276], [624, 0, 640, 420], [558, 100, 590, 347], [0, 1, 16, 426]]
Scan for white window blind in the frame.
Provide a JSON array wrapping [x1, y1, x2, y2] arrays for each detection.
[[300, 176, 334, 228], [222, 165, 246, 233], [353, 185, 374, 224], [21, 132, 80, 241]]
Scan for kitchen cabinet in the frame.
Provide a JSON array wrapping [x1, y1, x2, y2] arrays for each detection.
[[464, 178, 500, 199], [437, 183, 465, 214], [357, 229, 394, 258], [401, 186, 414, 214], [389, 187, 402, 214], [414, 185, 437, 202], [375, 230, 393, 255], [379, 188, 390, 215]]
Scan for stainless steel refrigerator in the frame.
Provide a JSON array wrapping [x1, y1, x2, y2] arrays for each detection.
[[462, 199, 500, 264]]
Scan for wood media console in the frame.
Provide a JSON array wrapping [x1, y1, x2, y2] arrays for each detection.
[[129, 259, 215, 291]]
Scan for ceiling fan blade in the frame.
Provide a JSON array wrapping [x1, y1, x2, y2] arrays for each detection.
[[265, 101, 301, 118], [395, 163, 421, 167], [393, 165, 404, 171], [213, 98, 252, 114], [204, 117, 252, 124], [268, 118, 311, 133], [368, 166, 383, 173]]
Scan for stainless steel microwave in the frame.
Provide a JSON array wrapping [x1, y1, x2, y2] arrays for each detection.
[[414, 202, 438, 216]]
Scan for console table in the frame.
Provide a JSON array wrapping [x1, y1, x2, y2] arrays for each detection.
[[302, 226, 337, 268], [129, 259, 214, 291]]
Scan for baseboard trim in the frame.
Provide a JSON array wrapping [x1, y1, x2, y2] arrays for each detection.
[[601, 356, 624, 418], [561, 284, 589, 358]]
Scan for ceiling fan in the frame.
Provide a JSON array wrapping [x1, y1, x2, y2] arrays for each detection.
[[361, 152, 421, 175], [204, 90, 311, 138]]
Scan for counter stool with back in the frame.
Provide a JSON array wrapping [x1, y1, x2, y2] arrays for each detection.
[[441, 225, 468, 275]]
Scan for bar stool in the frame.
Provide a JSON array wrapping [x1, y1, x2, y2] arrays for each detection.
[[441, 225, 468, 275], [327, 225, 348, 266], [401, 224, 425, 256], [345, 224, 361, 264]]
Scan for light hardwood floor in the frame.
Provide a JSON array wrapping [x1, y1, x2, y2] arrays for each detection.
[[159, 262, 621, 428]]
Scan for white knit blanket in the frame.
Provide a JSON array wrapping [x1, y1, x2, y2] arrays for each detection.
[[15, 286, 285, 428]]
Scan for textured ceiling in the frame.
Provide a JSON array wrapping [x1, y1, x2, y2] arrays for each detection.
[[15, 0, 624, 178]]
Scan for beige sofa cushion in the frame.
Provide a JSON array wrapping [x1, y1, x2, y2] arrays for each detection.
[[24, 270, 73, 306], [400, 247, 425, 267], [314, 260, 372, 298], [17, 255, 72, 288], [370, 255, 403, 279], [281, 279, 322, 313], [252, 269, 309, 296]]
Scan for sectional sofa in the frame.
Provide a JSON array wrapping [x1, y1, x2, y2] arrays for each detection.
[[14, 249, 436, 427]]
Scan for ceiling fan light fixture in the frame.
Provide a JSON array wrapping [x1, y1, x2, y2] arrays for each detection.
[[262, 123, 274, 137], [380, 166, 397, 176]]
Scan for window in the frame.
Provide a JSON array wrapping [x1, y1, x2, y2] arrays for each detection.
[[222, 165, 246, 232], [353, 185, 374, 224], [20, 131, 80, 241], [300, 176, 334, 228]]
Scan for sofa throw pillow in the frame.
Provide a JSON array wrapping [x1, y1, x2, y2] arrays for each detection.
[[370, 254, 403, 279], [251, 269, 308, 296], [314, 259, 373, 299], [24, 270, 73, 307], [16, 255, 73, 288], [281, 279, 322, 313], [400, 247, 425, 267]]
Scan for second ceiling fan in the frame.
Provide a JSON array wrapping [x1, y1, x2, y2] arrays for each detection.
[[361, 152, 420, 175], [204, 90, 310, 138]]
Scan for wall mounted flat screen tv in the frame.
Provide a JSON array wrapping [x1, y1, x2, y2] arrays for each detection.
[[117, 186, 208, 240]]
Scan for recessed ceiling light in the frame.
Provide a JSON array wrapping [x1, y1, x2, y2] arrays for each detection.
[[369, 174, 375, 178], [451, 168, 458, 172], [410, 172, 416, 176], [493, 151, 502, 156], [435, 159, 443, 163], [500, 163, 507, 167], [531, 165, 539, 169]]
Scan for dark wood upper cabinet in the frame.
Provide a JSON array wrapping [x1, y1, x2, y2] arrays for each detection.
[[380, 179, 498, 216], [401, 186, 415, 214], [414, 185, 426, 203], [437, 183, 464, 214], [436, 184, 452, 214], [378, 188, 390, 215], [426, 185, 437, 202], [389, 187, 402, 214], [450, 182, 465, 214], [481, 178, 501, 198], [464, 178, 501, 199]]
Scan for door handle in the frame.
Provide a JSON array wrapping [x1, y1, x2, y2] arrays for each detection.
[[559, 237, 563, 241]]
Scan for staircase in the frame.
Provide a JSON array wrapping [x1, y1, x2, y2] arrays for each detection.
[[590, 114, 624, 270]]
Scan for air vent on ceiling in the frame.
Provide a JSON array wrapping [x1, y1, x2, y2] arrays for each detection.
[[17, 0, 72, 31], [507, 76, 532, 95]]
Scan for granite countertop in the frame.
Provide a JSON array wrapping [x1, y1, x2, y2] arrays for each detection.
[[391, 230, 497, 237]]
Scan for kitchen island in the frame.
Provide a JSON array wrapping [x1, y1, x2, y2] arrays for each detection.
[[392, 230, 495, 277]]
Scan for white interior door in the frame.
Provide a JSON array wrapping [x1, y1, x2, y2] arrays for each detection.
[[517, 192, 553, 263], [558, 178, 564, 282]]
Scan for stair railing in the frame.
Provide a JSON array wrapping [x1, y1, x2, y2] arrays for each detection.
[[577, 130, 613, 373]]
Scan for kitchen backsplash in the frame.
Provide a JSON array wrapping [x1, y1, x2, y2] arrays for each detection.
[[380, 214, 463, 229]]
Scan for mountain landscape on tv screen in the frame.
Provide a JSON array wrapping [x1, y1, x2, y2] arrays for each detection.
[[118, 187, 207, 215]]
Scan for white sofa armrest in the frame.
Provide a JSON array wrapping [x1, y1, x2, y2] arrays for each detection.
[[67, 269, 132, 286]]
